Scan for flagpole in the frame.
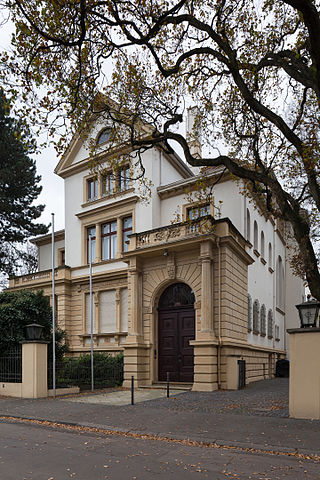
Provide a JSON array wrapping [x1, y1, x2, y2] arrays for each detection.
[[51, 213, 56, 398], [89, 234, 94, 391]]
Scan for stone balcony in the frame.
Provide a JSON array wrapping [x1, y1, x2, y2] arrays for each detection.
[[128, 216, 218, 251], [9, 266, 71, 289]]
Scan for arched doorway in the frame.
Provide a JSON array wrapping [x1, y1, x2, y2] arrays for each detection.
[[158, 283, 195, 383]]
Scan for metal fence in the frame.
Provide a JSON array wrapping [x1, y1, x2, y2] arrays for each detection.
[[48, 357, 124, 391], [0, 345, 22, 383]]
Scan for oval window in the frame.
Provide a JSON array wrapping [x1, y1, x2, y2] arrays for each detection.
[[97, 128, 111, 145]]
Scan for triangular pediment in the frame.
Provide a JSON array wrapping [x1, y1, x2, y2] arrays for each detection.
[[54, 94, 193, 179]]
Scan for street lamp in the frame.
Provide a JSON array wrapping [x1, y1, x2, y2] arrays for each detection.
[[295, 296, 320, 328]]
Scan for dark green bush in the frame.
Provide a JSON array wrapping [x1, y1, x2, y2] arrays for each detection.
[[53, 352, 124, 390], [0, 289, 68, 359]]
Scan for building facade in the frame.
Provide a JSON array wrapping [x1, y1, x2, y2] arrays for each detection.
[[9, 124, 304, 391]]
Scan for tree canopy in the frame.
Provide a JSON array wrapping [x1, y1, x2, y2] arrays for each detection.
[[2, 0, 320, 298], [0, 90, 47, 276]]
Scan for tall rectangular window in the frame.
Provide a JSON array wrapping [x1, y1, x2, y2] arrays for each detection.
[[102, 172, 114, 195], [101, 221, 117, 260], [100, 290, 117, 333], [87, 226, 96, 263], [122, 216, 132, 252], [87, 178, 98, 201], [118, 166, 130, 192]]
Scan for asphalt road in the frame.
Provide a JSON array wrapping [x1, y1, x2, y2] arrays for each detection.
[[0, 419, 319, 480]]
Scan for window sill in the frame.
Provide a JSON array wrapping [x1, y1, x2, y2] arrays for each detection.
[[82, 187, 134, 208], [276, 307, 285, 316], [80, 332, 128, 337], [253, 330, 259, 335], [253, 249, 260, 258], [260, 257, 266, 265], [84, 256, 126, 267], [268, 267, 274, 274], [260, 333, 266, 337]]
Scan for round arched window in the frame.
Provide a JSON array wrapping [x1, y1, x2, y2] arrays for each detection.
[[97, 128, 111, 145], [158, 283, 195, 309]]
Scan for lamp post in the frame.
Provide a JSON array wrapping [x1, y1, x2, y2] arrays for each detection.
[[295, 296, 320, 328]]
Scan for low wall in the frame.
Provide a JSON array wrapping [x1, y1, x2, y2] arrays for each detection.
[[1, 382, 23, 397]]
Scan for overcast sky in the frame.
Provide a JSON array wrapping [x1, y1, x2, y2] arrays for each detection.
[[0, 11, 65, 232]]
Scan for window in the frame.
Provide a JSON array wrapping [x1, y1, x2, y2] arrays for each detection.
[[187, 204, 211, 233], [87, 227, 96, 263], [275, 325, 280, 341], [267, 309, 273, 338], [253, 221, 258, 251], [253, 299, 260, 333], [261, 231, 265, 258], [99, 290, 117, 333], [87, 178, 98, 201], [260, 304, 266, 336], [102, 172, 114, 195], [187, 204, 211, 220], [101, 221, 117, 260], [248, 294, 253, 332], [268, 242, 273, 267], [58, 249, 65, 266], [122, 216, 132, 252], [246, 209, 251, 242], [117, 166, 130, 192], [97, 128, 111, 145], [276, 256, 284, 310]]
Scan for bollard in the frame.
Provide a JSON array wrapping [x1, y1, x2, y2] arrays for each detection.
[[131, 375, 134, 405], [167, 372, 170, 398]]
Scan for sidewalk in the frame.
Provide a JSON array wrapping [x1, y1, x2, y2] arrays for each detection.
[[1, 378, 319, 456]]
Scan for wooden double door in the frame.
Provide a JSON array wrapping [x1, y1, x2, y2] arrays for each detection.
[[158, 307, 195, 383]]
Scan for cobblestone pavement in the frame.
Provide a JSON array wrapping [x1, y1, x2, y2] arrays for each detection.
[[135, 378, 290, 417]]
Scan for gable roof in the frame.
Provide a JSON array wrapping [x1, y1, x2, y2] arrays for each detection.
[[54, 96, 194, 179]]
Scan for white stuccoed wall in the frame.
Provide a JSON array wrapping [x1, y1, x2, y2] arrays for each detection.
[[38, 239, 65, 271], [64, 145, 188, 267]]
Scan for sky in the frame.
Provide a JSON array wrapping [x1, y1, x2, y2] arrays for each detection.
[[0, 10, 65, 232]]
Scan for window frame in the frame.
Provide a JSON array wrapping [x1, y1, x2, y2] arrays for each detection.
[[117, 165, 130, 192], [87, 177, 98, 202], [122, 216, 133, 252], [102, 171, 114, 196], [96, 127, 112, 146], [101, 220, 118, 261], [87, 226, 96, 264]]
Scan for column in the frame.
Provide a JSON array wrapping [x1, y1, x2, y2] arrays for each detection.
[[95, 223, 101, 262], [200, 240, 215, 335], [116, 217, 122, 257]]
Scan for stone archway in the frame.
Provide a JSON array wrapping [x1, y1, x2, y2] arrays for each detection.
[[158, 283, 195, 383]]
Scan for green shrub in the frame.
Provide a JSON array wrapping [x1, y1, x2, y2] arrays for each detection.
[[53, 352, 124, 390], [0, 289, 68, 359]]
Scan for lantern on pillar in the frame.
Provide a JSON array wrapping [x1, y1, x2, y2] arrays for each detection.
[[295, 296, 320, 328]]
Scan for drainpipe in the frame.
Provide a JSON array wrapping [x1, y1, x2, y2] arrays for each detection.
[[217, 237, 222, 390]]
